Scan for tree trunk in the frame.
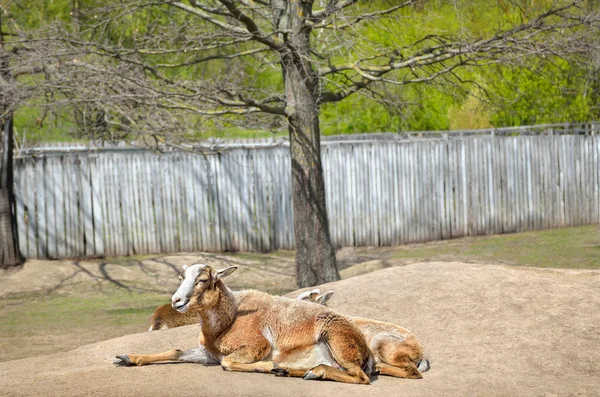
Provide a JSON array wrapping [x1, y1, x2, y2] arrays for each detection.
[[283, 0, 339, 288], [0, 13, 20, 267], [0, 115, 19, 267]]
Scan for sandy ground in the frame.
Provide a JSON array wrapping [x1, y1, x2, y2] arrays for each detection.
[[1, 261, 599, 397]]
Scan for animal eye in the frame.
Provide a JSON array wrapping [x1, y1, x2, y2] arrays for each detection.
[[195, 279, 207, 285]]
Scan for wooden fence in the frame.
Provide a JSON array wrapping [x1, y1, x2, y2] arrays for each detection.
[[13, 125, 600, 259]]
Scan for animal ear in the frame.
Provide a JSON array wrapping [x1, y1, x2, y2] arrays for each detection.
[[215, 266, 237, 280], [296, 290, 314, 301], [316, 291, 334, 305], [183, 265, 189, 271]]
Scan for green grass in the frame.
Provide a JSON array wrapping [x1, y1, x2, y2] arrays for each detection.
[[0, 293, 169, 330], [1, 225, 598, 362], [0, 292, 171, 361], [390, 225, 600, 269]]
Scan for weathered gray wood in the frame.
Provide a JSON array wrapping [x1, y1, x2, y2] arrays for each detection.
[[199, 156, 212, 251], [120, 155, 131, 255], [188, 155, 202, 251], [485, 139, 494, 235], [135, 154, 148, 254], [55, 157, 67, 258], [34, 159, 45, 258], [79, 156, 93, 256], [247, 151, 259, 251], [348, 144, 358, 246], [24, 159, 37, 258], [367, 143, 376, 245], [448, 140, 457, 237], [102, 155, 114, 256], [225, 152, 237, 251], [89, 155, 105, 256], [256, 149, 269, 252], [67, 156, 81, 257], [389, 143, 399, 245], [367, 144, 376, 245], [331, 145, 341, 248], [237, 150, 247, 251], [407, 142, 417, 242], [241, 151, 251, 252], [14, 159, 26, 257], [46, 157, 59, 258], [590, 137, 600, 220], [382, 142, 393, 245], [13, 133, 600, 259], [284, 152, 293, 249], [180, 154, 193, 252], [133, 154, 145, 254], [212, 154, 225, 252]]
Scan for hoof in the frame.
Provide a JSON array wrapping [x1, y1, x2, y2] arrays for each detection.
[[302, 369, 321, 380], [271, 367, 289, 377], [114, 355, 134, 366]]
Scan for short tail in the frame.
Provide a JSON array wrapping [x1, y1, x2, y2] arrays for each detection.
[[417, 357, 430, 373]]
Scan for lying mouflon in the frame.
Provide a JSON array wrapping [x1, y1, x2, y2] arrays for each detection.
[[147, 277, 429, 378], [116, 264, 373, 384]]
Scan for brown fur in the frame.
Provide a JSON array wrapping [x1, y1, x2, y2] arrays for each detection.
[[352, 317, 426, 378], [147, 288, 429, 379], [117, 265, 372, 384], [301, 291, 429, 379], [148, 304, 200, 331]]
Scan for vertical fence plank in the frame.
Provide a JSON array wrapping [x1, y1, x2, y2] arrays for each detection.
[[382, 142, 393, 245], [409, 142, 417, 242], [46, 157, 59, 258], [125, 155, 138, 254], [190, 155, 204, 251], [181, 154, 195, 252], [34, 158, 47, 258], [246, 151, 258, 252], [80, 156, 94, 256], [70, 155, 83, 257], [256, 149, 269, 252], [136, 154, 148, 253], [368, 143, 378, 245], [24, 159, 37, 258], [330, 146, 340, 248], [102, 155, 114, 256], [14, 158, 27, 257], [348, 145, 358, 246], [590, 135, 600, 223], [359, 144, 369, 245], [90, 155, 105, 256], [448, 140, 459, 238], [390, 143, 400, 245]]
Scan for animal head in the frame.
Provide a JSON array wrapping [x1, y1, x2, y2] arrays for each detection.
[[171, 264, 237, 313], [297, 288, 334, 306]]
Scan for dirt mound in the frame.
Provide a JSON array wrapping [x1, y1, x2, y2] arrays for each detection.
[[1, 262, 599, 397]]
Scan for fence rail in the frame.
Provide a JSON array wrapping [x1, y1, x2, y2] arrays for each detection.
[[13, 127, 600, 259]]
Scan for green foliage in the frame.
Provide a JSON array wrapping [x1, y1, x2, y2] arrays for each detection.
[[6, 0, 73, 29], [13, 106, 82, 143], [6, 0, 600, 141], [487, 58, 597, 127]]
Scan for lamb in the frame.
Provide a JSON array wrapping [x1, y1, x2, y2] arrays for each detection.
[[298, 289, 430, 377]]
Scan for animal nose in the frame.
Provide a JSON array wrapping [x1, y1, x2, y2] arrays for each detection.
[[172, 297, 181, 304]]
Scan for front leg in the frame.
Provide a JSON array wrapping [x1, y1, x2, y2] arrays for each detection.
[[220, 341, 272, 374], [115, 346, 217, 366], [114, 348, 184, 366]]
